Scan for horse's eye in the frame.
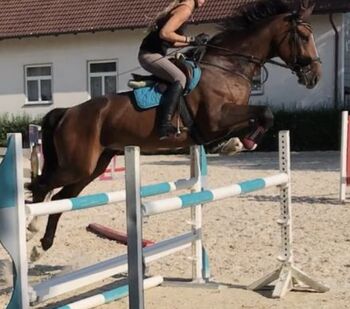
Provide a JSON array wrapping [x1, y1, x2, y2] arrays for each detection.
[[298, 34, 309, 43]]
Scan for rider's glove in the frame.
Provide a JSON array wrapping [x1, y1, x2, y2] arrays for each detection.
[[188, 33, 210, 46]]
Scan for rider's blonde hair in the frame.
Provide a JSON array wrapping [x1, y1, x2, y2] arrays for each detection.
[[148, 0, 190, 31]]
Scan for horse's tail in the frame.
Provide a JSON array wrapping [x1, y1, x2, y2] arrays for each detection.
[[26, 108, 67, 197], [41, 108, 67, 173]]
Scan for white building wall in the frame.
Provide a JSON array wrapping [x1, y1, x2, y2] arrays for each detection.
[[0, 15, 344, 117], [0, 30, 147, 117], [345, 13, 350, 87]]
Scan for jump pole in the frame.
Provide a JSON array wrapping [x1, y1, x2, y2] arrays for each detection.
[[340, 110, 350, 202], [56, 276, 163, 309], [86, 223, 155, 247]]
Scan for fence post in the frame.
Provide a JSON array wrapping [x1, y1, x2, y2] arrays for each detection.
[[125, 146, 144, 309]]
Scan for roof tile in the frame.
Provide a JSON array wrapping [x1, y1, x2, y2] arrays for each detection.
[[0, 0, 348, 39]]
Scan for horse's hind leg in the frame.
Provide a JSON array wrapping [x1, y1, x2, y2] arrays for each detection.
[[31, 150, 116, 259]]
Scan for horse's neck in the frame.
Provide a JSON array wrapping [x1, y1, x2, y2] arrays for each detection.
[[203, 29, 273, 81]]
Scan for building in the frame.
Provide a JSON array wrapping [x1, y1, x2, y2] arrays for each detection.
[[0, 0, 349, 117], [345, 13, 350, 104]]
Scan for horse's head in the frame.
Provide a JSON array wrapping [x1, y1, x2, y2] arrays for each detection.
[[273, 0, 321, 88]]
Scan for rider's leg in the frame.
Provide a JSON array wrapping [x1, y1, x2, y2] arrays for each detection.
[[138, 52, 186, 139], [158, 81, 184, 139]]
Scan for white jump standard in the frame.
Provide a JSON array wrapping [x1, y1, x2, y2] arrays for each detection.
[[125, 131, 329, 309], [340, 110, 350, 202]]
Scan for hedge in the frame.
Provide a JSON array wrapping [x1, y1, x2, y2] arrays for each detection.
[[0, 113, 42, 147], [0, 109, 343, 151]]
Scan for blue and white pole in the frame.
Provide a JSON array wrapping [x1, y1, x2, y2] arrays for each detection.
[[57, 276, 163, 309], [26, 177, 197, 216], [142, 173, 289, 216]]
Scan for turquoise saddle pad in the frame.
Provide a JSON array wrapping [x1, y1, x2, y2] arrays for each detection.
[[133, 61, 201, 109]]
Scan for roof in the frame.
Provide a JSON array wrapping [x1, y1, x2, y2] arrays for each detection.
[[0, 0, 349, 40]]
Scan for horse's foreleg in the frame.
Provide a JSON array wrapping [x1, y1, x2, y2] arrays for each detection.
[[219, 104, 273, 151], [242, 106, 273, 150]]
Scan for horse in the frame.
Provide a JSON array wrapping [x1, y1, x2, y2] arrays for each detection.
[[27, 0, 321, 257]]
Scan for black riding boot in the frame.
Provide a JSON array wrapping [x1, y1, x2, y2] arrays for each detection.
[[159, 81, 184, 140]]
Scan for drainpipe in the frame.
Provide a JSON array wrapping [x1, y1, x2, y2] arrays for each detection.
[[329, 13, 340, 109]]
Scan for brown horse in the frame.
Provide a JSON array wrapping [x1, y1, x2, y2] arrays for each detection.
[[28, 0, 321, 255]]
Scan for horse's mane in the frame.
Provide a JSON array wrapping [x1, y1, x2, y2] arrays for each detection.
[[183, 0, 291, 58], [219, 0, 290, 32]]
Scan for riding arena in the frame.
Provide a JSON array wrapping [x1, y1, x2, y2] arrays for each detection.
[[0, 0, 350, 308]]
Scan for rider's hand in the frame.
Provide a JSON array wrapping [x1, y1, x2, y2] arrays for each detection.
[[188, 33, 210, 46]]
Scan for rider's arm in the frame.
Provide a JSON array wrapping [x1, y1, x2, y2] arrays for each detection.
[[159, 6, 192, 47]]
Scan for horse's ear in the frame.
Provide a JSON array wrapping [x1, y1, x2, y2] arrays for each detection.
[[298, 0, 316, 19]]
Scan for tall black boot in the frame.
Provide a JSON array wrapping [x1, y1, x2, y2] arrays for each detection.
[[159, 81, 184, 140]]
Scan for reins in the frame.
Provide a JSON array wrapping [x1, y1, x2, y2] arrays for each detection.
[[196, 14, 321, 85], [198, 44, 270, 84]]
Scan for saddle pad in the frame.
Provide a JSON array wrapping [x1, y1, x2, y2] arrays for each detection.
[[133, 61, 201, 109]]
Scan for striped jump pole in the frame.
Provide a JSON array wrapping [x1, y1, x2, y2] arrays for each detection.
[[125, 131, 328, 305], [141, 173, 289, 216], [26, 177, 197, 216], [56, 276, 163, 309], [340, 110, 350, 202]]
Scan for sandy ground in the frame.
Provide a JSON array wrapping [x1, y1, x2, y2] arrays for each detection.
[[1, 150, 350, 309]]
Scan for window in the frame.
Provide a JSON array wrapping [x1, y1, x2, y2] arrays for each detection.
[[25, 64, 52, 104], [88, 60, 118, 98], [251, 67, 264, 95]]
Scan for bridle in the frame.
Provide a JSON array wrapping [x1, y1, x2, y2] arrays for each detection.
[[197, 13, 321, 84], [272, 14, 321, 75]]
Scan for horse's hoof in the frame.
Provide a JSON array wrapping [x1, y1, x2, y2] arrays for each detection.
[[30, 246, 43, 262], [221, 137, 244, 155], [27, 216, 41, 233], [40, 238, 53, 251], [0, 259, 13, 287], [241, 138, 257, 151], [26, 231, 35, 242]]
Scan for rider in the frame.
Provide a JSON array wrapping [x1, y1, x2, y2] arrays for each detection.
[[138, 0, 208, 140]]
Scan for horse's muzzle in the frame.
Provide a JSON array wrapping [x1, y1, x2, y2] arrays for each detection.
[[296, 61, 321, 89]]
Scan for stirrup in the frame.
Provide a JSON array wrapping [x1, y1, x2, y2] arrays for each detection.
[[159, 124, 178, 140]]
